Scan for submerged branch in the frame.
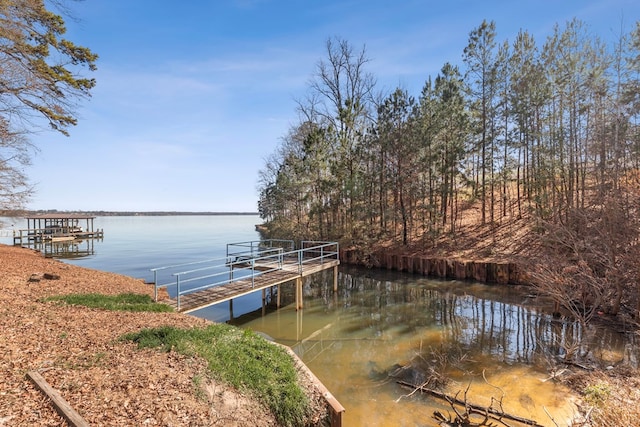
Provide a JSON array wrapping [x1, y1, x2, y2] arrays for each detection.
[[396, 380, 546, 427]]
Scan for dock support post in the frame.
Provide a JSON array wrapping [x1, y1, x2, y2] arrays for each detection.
[[296, 309, 303, 341], [295, 277, 303, 310], [295, 278, 299, 310], [333, 266, 338, 292], [262, 289, 267, 316], [229, 299, 234, 321], [277, 284, 281, 308]]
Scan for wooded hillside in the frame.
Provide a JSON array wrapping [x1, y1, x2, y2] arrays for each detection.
[[257, 19, 640, 322]]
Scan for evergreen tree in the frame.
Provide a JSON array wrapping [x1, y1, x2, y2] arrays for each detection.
[[0, 0, 97, 209], [463, 20, 498, 224]]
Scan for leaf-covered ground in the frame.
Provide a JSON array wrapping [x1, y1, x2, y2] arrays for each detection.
[[0, 244, 327, 426]]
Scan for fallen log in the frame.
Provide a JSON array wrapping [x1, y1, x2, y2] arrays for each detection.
[[396, 380, 545, 427], [27, 371, 89, 427]]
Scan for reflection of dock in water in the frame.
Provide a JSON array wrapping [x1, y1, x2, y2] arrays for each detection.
[[12, 213, 103, 258], [33, 239, 98, 259]]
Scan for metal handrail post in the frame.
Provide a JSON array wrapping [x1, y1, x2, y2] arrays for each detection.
[[153, 270, 158, 301], [298, 249, 303, 274], [176, 275, 181, 311], [251, 258, 256, 288], [321, 245, 324, 263]]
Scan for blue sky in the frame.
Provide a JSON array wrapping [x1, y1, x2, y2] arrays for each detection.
[[26, 0, 639, 212]]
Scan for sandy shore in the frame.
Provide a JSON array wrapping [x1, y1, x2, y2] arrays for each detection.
[[0, 244, 325, 426]]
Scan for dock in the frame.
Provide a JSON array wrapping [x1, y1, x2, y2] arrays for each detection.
[[151, 240, 340, 313], [12, 213, 104, 245]]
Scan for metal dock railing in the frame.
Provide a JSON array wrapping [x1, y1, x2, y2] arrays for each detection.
[[150, 240, 339, 313]]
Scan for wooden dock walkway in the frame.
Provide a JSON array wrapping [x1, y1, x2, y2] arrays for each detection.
[[152, 240, 340, 314], [166, 258, 339, 313]]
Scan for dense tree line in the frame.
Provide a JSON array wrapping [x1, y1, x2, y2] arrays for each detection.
[[258, 19, 640, 244]]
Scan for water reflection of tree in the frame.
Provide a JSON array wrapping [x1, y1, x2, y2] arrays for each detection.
[[305, 268, 636, 369]]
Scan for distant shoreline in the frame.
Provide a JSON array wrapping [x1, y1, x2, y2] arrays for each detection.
[[0, 210, 259, 217]]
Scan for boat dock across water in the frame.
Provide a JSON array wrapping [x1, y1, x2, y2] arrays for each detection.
[[12, 213, 104, 245]]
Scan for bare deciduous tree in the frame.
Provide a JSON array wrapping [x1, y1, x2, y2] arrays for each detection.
[[531, 189, 640, 325], [0, 119, 33, 210]]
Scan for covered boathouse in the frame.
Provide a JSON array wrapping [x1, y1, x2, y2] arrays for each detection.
[[13, 213, 104, 245]]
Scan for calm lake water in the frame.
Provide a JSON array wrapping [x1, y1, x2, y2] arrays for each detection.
[[1, 215, 637, 426], [0, 215, 264, 322]]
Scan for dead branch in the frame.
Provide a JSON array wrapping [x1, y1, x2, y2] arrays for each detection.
[[395, 378, 432, 402], [397, 380, 545, 427], [482, 370, 511, 426], [542, 406, 561, 427]]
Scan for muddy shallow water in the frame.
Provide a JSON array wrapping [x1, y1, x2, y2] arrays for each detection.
[[232, 266, 638, 427]]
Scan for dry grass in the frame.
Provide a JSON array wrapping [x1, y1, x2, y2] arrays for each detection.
[[565, 366, 640, 427]]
